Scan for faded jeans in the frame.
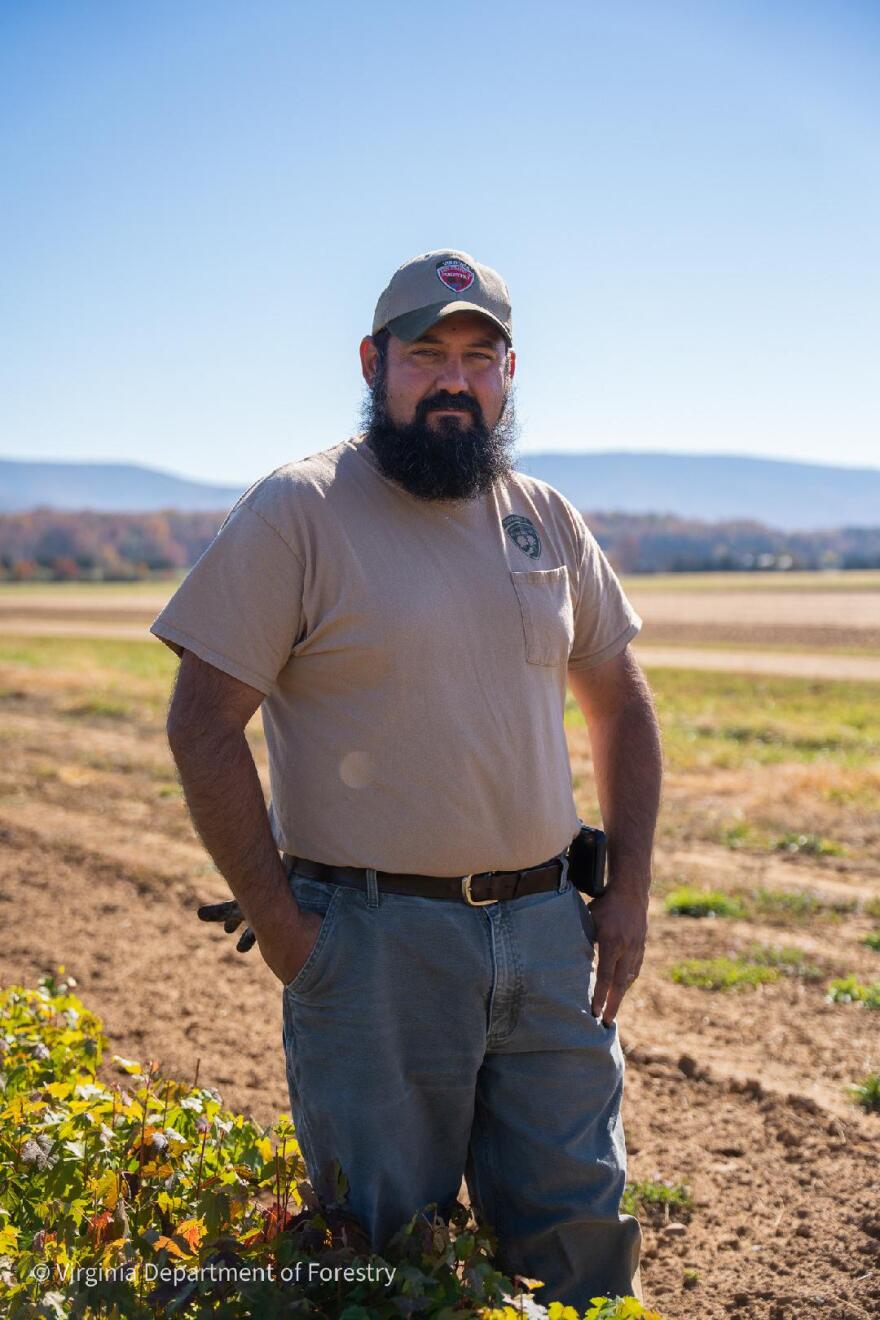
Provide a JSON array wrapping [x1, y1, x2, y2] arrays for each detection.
[[280, 857, 642, 1310]]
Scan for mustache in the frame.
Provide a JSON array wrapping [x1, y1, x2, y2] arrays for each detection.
[[416, 392, 483, 423]]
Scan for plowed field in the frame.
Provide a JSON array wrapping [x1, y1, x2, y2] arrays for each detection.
[[1, 619, 879, 1319]]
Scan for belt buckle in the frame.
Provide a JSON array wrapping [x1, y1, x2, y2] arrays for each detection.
[[461, 875, 499, 907]]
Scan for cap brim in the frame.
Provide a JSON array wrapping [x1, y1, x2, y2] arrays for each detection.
[[385, 302, 512, 346]]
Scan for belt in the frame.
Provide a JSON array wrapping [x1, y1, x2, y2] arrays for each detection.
[[281, 851, 568, 907]]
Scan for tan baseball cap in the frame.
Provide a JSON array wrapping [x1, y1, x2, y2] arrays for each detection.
[[372, 249, 513, 345]]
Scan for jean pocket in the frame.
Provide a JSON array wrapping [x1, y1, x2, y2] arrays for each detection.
[[509, 566, 574, 666], [283, 874, 345, 997]]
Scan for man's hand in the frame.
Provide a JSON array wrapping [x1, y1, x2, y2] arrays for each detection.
[[197, 896, 323, 987], [567, 648, 661, 1027], [197, 900, 256, 952], [588, 881, 649, 1026], [251, 902, 325, 988]]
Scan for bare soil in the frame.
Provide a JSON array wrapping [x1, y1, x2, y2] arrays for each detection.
[[2, 676, 879, 1320]]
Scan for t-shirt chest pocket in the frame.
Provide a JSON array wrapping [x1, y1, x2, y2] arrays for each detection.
[[509, 565, 575, 667]]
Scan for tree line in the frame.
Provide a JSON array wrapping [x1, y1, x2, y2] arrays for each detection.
[[1, 507, 879, 581]]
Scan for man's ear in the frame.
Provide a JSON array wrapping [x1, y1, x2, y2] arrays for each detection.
[[506, 347, 516, 381], [359, 335, 379, 389]]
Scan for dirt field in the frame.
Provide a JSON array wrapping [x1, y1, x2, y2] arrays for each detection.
[[2, 572, 880, 678], [1, 612, 879, 1318]]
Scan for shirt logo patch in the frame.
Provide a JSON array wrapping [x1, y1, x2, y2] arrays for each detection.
[[503, 514, 542, 560], [436, 258, 475, 293]]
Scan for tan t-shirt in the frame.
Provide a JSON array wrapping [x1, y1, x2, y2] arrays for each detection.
[[150, 436, 641, 875]]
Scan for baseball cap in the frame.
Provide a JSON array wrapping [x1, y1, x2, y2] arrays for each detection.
[[372, 249, 512, 346]]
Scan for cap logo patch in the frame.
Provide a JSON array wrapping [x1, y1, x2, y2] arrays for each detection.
[[503, 514, 542, 561], [436, 259, 475, 293]]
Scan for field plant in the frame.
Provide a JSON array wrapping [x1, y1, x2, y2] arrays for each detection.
[[662, 883, 860, 927], [847, 1074, 880, 1113], [620, 1181, 692, 1226], [670, 958, 781, 991], [671, 941, 825, 991], [863, 932, 880, 952], [741, 943, 823, 981], [772, 832, 844, 857], [0, 974, 658, 1320], [663, 888, 745, 919], [825, 976, 880, 1008]]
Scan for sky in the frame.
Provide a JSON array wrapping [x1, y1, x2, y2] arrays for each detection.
[[2, 0, 878, 487]]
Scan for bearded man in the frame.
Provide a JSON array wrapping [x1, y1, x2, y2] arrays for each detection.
[[151, 249, 662, 1310]]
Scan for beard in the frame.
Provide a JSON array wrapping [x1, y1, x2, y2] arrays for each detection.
[[360, 361, 519, 502]]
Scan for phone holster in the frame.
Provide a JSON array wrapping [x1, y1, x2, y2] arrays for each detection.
[[566, 821, 608, 898]]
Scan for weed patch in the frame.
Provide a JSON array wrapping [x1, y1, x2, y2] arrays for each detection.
[[670, 957, 781, 991], [664, 888, 746, 919], [773, 832, 844, 857], [621, 1179, 693, 1225], [848, 1073, 880, 1113], [825, 976, 880, 1008]]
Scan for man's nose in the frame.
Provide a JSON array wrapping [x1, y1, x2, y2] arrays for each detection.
[[435, 356, 469, 392]]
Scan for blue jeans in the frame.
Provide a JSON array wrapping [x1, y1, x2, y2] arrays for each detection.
[[280, 860, 641, 1310]]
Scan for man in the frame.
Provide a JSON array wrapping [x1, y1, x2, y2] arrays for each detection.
[[151, 248, 662, 1310]]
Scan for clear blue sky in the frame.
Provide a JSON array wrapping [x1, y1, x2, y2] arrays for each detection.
[[3, 0, 878, 486]]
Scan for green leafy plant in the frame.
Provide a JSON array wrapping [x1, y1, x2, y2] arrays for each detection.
[[826, 976, 880, 1008], [621, 1180, 693, 1224], [863, 932, 880, 953], [0, 974, 658, 1320]]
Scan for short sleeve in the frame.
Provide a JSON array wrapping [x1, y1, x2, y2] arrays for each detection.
[[150, 503, 305, 696], [567, 523, 642, 671]]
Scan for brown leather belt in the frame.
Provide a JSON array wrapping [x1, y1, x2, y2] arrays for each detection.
[[281, 851, 568, 906]]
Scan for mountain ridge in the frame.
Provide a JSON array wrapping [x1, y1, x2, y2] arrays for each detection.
[[2, 452, 879, 530]]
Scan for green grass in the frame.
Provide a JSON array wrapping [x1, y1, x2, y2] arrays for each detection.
[[741, 942, 822, 981], [670, 956, 782, 991], [750, 887, 823, 920], [61, 696, 133, 720], [664, 887, 746, 919], [0, 574, 184, 595], [622, 669, 880, 772], [848, 1073, 880, 1112], [620, 570, 880, 593], [826, 976, 880, 1008], [719, 821, 761, 850], [863, 932, 880, 952], [773, 831, 845, 857], [4, 641, 875, 778], [0, 635, 177, 685], [621, 1178, 693, 1222], [663, 883, 859, 925]]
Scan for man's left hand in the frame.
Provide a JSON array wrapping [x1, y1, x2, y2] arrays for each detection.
[[587, 881, 649, 1027]]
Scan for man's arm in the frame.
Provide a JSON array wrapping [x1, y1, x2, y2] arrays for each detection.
[[567, 645, 663, 1025], [166, 649, 321, 986]]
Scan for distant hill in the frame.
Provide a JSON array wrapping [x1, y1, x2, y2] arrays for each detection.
[[2, 452, 879, 530], [518, 452, 880, 531], [0, 460, 242, 514]]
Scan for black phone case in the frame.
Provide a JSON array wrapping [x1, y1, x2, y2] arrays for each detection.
[[567, 823, 608, 898]]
